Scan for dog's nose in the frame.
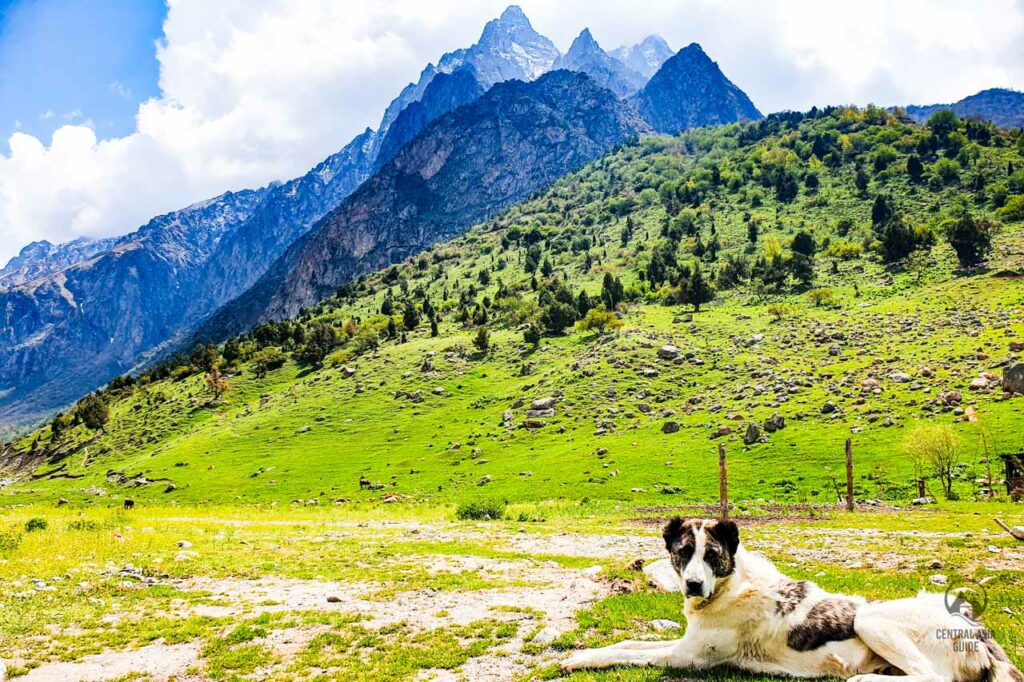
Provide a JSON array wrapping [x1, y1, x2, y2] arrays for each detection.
[[685, 580, 704, 597]]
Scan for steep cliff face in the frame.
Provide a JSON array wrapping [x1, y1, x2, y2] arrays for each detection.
[[374, 69, 486, 169], [632, 43, 762, 134], [0, 188, 268, 426], [196, 71, 649, 339], [553, 29, 646, 98]]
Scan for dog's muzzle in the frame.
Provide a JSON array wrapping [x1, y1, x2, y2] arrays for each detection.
[[685, 579, 705, 597]]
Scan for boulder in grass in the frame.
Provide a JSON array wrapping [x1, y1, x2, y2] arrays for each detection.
[[642, 558, 680, 592]]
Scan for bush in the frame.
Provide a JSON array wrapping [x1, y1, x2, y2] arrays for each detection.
[[25, 518, 48, 532], [455, 499, 507, 521], [825, 241, 864, 260], [67, 519, 101, 532]]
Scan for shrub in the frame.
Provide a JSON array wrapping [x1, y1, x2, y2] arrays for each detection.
[[67, 519, 101, 532], [997, 195, 1024, 222], [577, 308, 622, 334], [0, 528, 22, 552], [455, 499, 507, 521], [25, 518, 48, 532], [807, 288, 836, 307], [826, 241, 864, 260]]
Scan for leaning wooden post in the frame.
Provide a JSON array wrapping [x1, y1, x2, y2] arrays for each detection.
[[718, 443, 729, 518], [845, 438, 854, 512]]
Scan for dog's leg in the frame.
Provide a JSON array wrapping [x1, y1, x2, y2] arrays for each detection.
[[847, 612, 946, 682], [602, 638, 684, 650], [561, 638, 702, 672]]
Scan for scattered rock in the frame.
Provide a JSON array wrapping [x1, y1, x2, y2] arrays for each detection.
[[742, 422, 763, 446], [712, 425, 733, 438], [661, 421, 680, 434], [530, 396, 556, 410], [969, 377, 990, 391], [929, 574, 948, 586], [476, 475, 492, 486], [1003, 363, 1024, 395], [764, 413, 786, 433], [821, 400, 838, 414], [650, 619, 682, 631], [642, 558, 679, 592], [176, 540, 192, 549], [657, 345, 679, 360]]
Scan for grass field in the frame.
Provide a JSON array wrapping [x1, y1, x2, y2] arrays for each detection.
[[0, 502, 1021, 680]]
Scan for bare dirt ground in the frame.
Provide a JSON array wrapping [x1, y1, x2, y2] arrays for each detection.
[[12, 519, 1022, 681]]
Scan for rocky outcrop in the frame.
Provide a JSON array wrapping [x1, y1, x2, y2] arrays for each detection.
[[632, 43, 761, 134], [196, 70, 649, 339], [374, 69, 485, 168]]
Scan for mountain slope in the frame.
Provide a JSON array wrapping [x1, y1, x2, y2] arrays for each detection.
[[904, 88, 1024, 129], [633, 43, 761, 134], [0, 5, 565, 433], [196, 70, 648, 338], [0, 188, 269, 430], [374, 69, 486, 169], [553, 29, 645, 98], [4, 106, 1022, 507]]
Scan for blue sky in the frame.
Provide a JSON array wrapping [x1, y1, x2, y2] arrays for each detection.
[[0, 0, 166, 149]]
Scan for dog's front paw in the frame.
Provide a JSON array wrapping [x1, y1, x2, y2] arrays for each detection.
[[560, 650, 594, 673]]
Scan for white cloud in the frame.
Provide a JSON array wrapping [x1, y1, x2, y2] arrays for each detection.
[[2, 0, 1023, 264]]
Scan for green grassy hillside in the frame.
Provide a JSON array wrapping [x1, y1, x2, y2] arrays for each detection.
[[4, 105, 1024, 508]]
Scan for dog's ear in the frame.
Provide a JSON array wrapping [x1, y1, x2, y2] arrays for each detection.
[[663, 516, 686, 551], [709, 519, 740, 555]]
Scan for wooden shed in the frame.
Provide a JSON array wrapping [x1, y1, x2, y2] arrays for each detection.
[[1002, 454, 1024, 496]]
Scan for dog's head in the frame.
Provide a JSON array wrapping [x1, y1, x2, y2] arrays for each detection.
[[663, 517, 740, 600]]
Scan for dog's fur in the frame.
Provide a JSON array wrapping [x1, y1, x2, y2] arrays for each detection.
[[562, 518, 1023, 682]]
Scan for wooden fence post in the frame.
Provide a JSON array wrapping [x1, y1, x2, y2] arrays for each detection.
[[845, 438, 854, 512], [719, 443, 729, 519]]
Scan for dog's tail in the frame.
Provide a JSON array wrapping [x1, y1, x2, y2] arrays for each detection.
[[983, 632, 1024, 682]]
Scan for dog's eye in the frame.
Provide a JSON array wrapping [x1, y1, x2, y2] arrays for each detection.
[[680, 546, 693, 559], [705, 549, 718, 560]]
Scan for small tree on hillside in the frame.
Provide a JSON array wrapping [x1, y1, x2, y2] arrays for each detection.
[[473, 327, 490, 354], [76, 394, 109, 433], [676, 261, 715, 312], [940, 200, 994, 269], [205, 366, 230, 401], [905, 425, 962, 499], [577, 308, 622, 335]]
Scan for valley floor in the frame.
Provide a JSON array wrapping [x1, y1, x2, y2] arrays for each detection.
[[0, 503, 1021, 681]]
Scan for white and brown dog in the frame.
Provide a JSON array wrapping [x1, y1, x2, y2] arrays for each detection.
[[562, 518, 1022, 682]]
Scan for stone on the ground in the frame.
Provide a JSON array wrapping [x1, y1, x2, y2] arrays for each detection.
[[764, 413, 786, 432], [743, 422, 762, 445], [658, 344, 679, 360], [821, 400, 838, 414], [650, 619, 682, 631], [930, 574, 948, 586], [643, 558, 680, 592], [531, 396, 556, 410], [662, 421, 680, 434], [1004, 363, 1024, 394]]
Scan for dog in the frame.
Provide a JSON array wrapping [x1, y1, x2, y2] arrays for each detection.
[[562, 518, 1023, 682]]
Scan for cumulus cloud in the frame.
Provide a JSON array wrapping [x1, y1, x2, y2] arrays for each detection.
[[1, 0, 1022, 264]]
